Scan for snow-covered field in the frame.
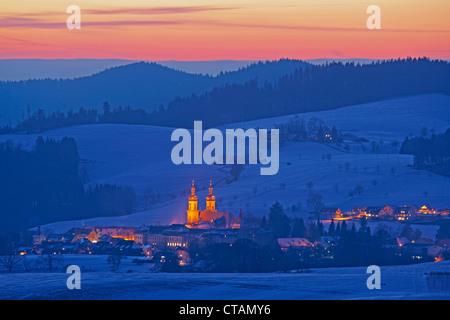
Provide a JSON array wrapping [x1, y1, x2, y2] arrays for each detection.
[[0, 255, 448, 300], [0, 93, 448, 234], [231, 93, 450, 142]]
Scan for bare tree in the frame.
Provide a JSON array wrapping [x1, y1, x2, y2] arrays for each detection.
[[345, 162, 350, 172], [0, 254, 22, 272], [227, 164, 244, 183], [307, 193, 324, 218], [391, 140, 400, 152], [333, 183, 339, 193], [306, 181, 314, 193], [354, 184, 364, 195], [391, 166, 397, 176], [40, 253, 64, 270], [22, 255, 33, 272], [107, 254, 123, 272]]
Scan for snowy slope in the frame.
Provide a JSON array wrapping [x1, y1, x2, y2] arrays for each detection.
[[1, 94, 449, 234], [229, 93, 450, 142]]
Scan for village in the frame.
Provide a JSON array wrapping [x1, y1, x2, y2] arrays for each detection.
[[11, 181, 450, 272]]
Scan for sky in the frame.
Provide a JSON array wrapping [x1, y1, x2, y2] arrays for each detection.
[[0, 0, 449, 60]]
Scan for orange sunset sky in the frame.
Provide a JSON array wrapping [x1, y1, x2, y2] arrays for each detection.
[[0, 0, 449, 60]]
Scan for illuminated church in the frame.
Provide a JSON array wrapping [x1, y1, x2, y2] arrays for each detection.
[[186, 181, 241, 229]]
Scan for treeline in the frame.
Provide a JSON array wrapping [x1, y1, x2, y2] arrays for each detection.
[[1, 58, 449, 134], [275, 115, 344, 146], [400, 127, 450, 175], [0, 137, 136, 232], [0, 103, 152, 134], [159, 57, 450, 128]]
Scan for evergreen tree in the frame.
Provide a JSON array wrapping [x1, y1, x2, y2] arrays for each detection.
[[260, 215, 267, 229], [341, 220, 348, 235], [335, 222, 341, 236], [436, 220, 450, 240], [268, 202, 290, 238], [292, 218, 306, 237], [318, 220, 324, 237], [328, 219, 336, 236], [401, 222, 414, 240]]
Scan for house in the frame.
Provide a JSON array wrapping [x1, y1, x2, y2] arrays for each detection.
[[394, 206, 417, 221], [400, 243, 433, 261], [143, 224, 193, 249], [134, 225, 168, 245], [134, 226, 148, 245], [153, 251, 177, 264], [366, 207, 383, 219], [200, 229, 237, 246], [418, 205, 438, 215], [230, 210, 243, 229], [14, 247, 32, 255], [319, 208, 342, 220], [142, 245, 159, 258], [350, 206, 362, 218], [174, 248, 191, 266], [312, 126, 333, 142], [33, 233, 46, 246], [91, 240, 114, 255], [319, 236, 337, 247], [365, 206, 393, 219], [41, 241, 64, 254], [380, 205, 394, 217], [427, 245, 443, 259], [67, 228, 98, 243], [67, 226, 138, 243], [396, 237, 410, 247], [46, 233, 73, 243], [75, 238, 93, 254], [192, 260, 215, 272], [277, 238, 313, 250], [437, 239, 450, 249], [112, 239, 142, 256], [94, 226, 137, 241], [60, 244, 77, 254], [356, 206, 367, 218]]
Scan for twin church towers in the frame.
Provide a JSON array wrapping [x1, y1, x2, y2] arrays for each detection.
[[186, 180, 241, 229]]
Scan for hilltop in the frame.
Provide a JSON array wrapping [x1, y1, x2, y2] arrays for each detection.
[[0, 59, 310, 125]]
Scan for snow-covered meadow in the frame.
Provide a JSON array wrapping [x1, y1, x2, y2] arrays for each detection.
[[0, 255, 448, 300]]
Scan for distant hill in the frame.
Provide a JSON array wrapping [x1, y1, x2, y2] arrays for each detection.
[[0, 59, 259, 81], [0, 59, 310, 125], [0, 59, 137, 81], [158, 60, 256, 75]]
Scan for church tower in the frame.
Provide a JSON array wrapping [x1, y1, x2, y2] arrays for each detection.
[[186, 180, 200, 225], [205, 180, 216, 212]]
